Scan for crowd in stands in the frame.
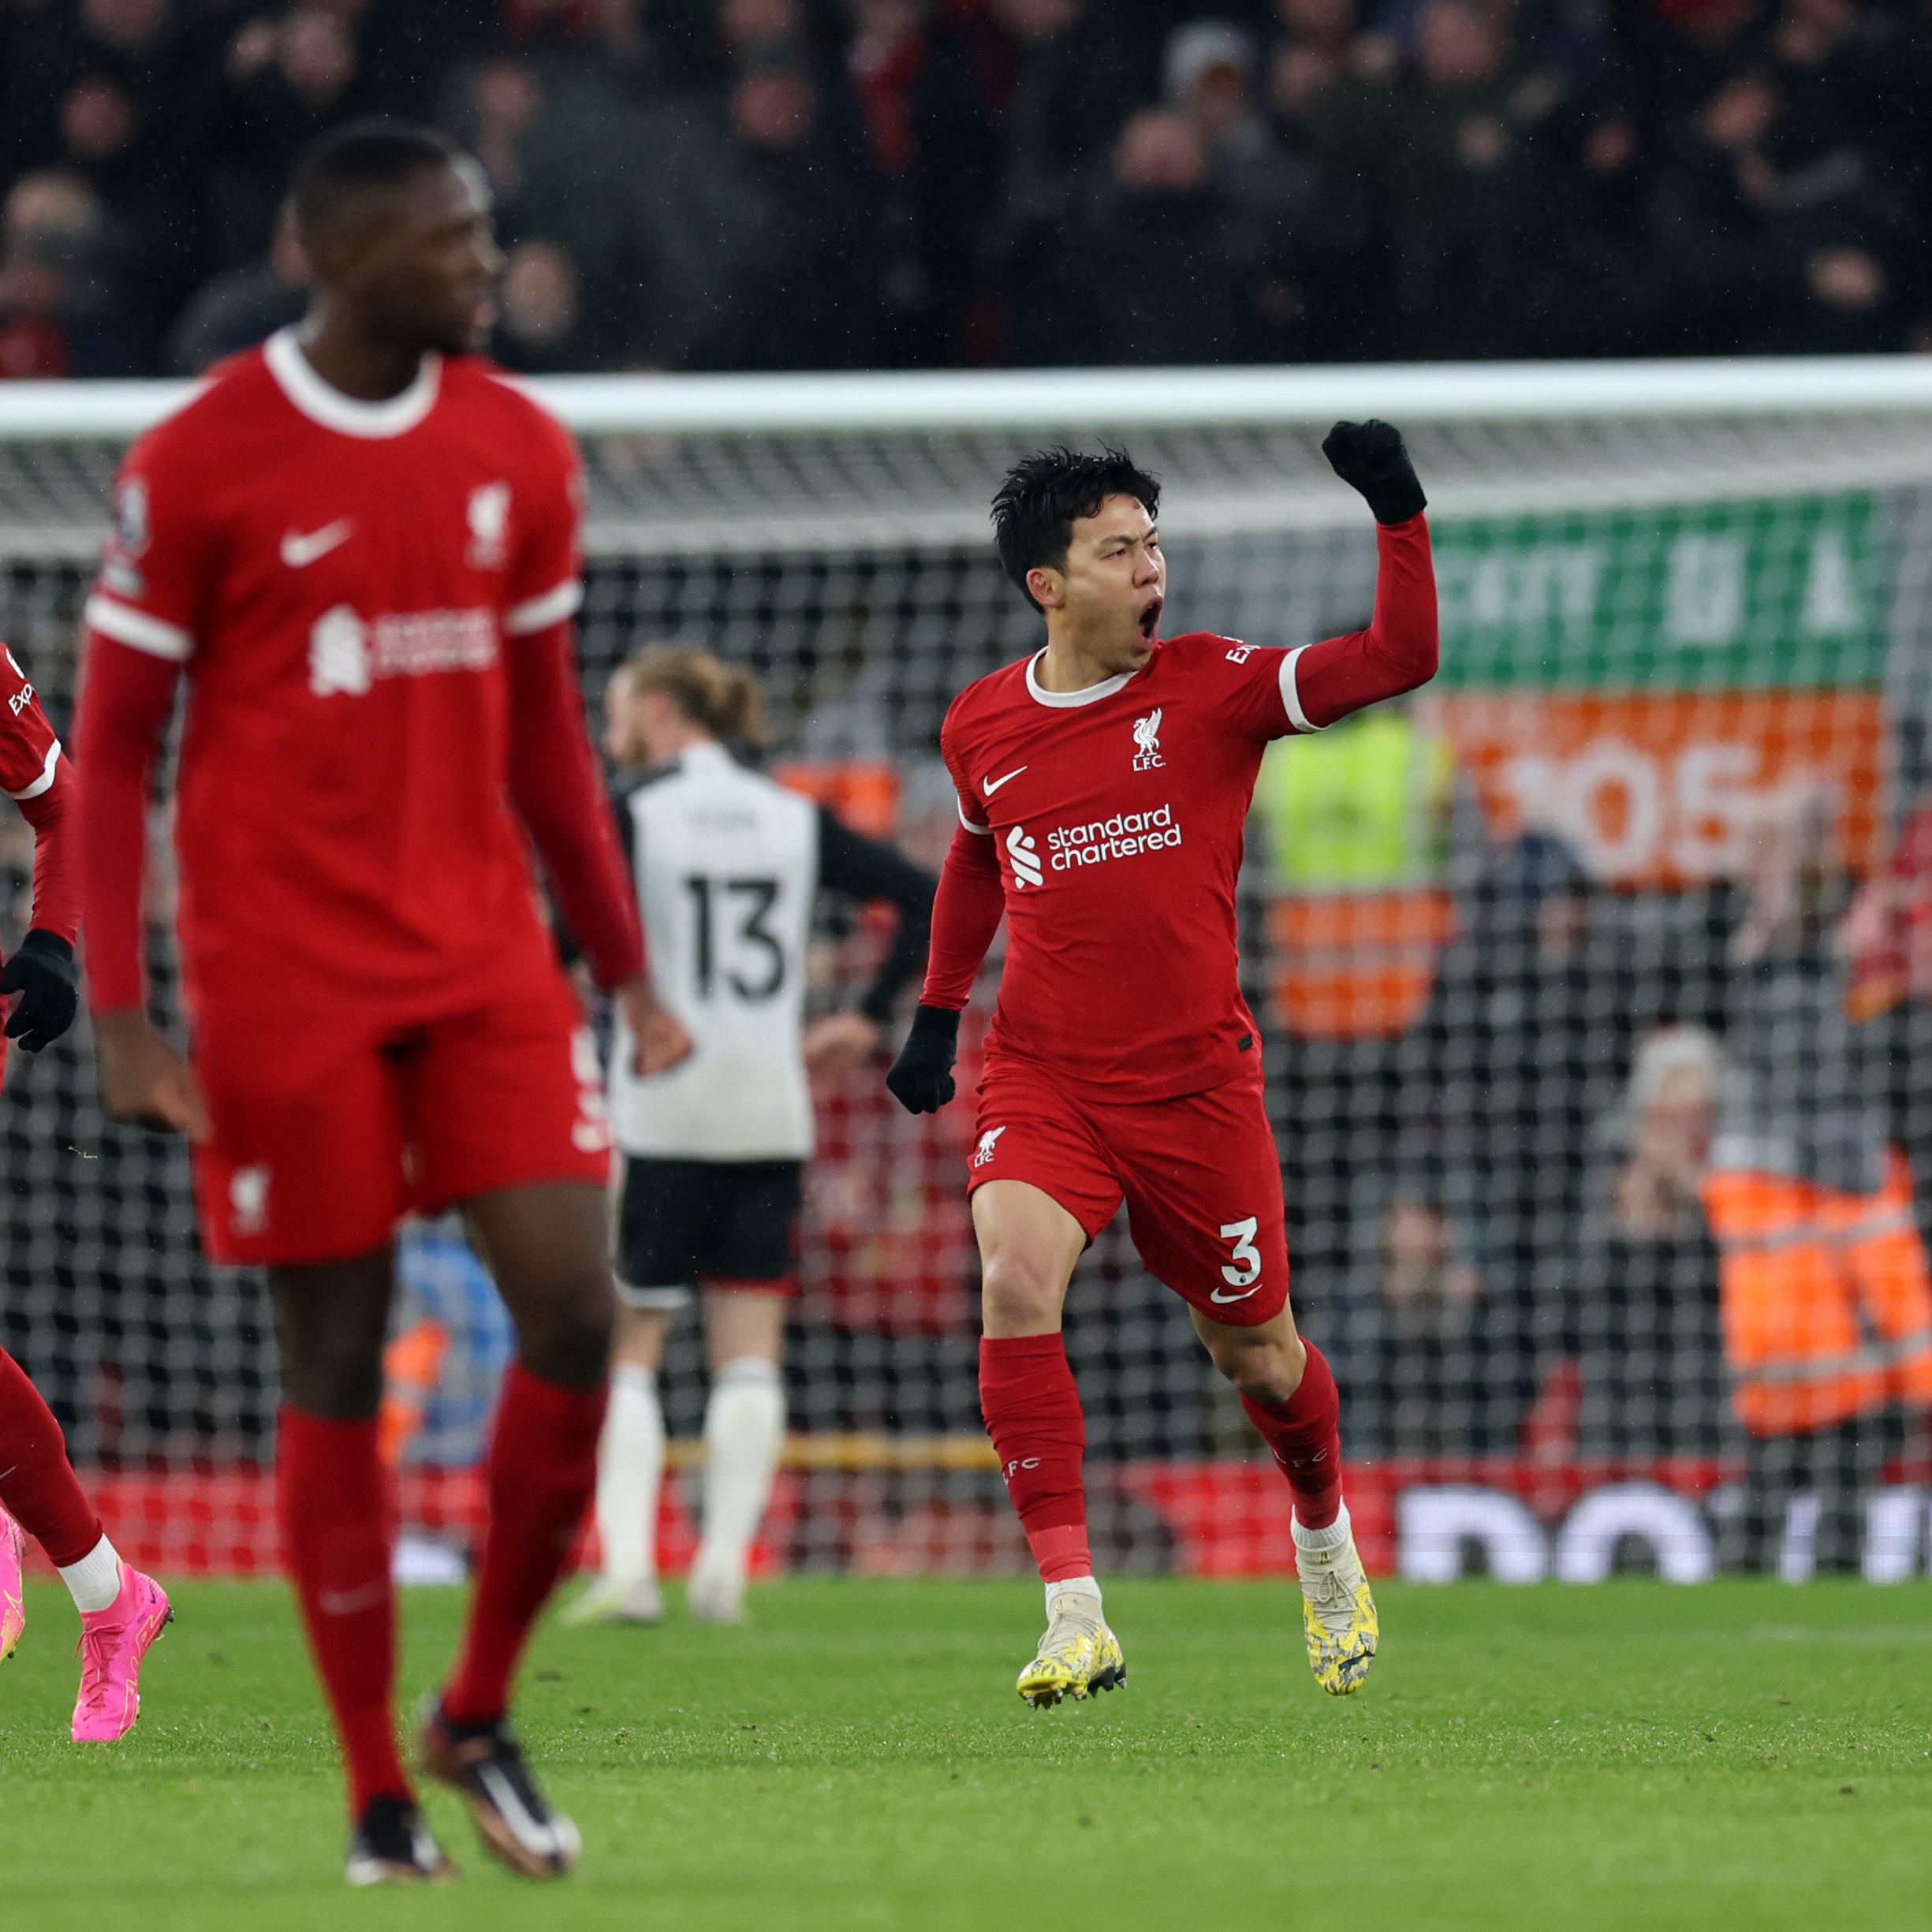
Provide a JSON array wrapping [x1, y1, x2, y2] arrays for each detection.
[[3, 0, 1931, 379]]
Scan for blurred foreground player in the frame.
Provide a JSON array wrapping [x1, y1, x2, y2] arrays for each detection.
[[570, 646, 934, 1627], [75, 123, 688, 1882], [0, 644, 171, 1740], [887, 430, 1438, 1703]]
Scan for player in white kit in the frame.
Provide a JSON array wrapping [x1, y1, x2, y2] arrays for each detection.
[[569, 645, 935, 1625]]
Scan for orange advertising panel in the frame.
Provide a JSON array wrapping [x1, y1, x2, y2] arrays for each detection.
[[770, 758, 901, 836], [1266, 888, 1454, 1039], [1426, 689, 1887, 889]]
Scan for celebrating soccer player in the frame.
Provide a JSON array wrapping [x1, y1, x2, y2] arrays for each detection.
[[0, 643, 171, 1740], [886, 427, 1437, 1705], [74, 123, 689, 1883], [569, 645, 934, 1629]]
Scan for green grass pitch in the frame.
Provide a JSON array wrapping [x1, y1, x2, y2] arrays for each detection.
[[2, 1577, 1927, 1931]]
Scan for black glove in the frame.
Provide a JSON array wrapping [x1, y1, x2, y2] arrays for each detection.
[[1322, 419, 1426, 524], [886, 1002, 959, 1114], [1, 929, 78, 1054]]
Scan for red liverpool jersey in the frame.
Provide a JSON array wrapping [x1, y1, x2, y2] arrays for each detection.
[[938, 632, 1310, 1103], [929, 516, 1437, 1103], [3, 642, 76, 1093], [1, 644, 62, 807], [82, 330, 585, 1016]]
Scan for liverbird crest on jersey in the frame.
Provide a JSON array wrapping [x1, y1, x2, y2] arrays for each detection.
[[1132, 707, 1165, 770], [308, 605, 372, 697], [467, 481, 512, 569], [974, 1125, 1007, 1168]]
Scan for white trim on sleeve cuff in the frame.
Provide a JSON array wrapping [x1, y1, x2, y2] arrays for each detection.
[[505, 578, 584, 635], [1279, 643, 1326, 733], [957, 799, 991, 834], [84, 594, 193, 662], [5, 740, 61, 801]]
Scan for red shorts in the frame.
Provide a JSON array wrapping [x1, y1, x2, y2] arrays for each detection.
[[191, 970, 613, 1267], [968, 1057, 1289, 1327]]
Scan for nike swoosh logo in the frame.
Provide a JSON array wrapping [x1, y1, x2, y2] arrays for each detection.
[[983, 766, 1027, 796], [281, 519, 356, 568], [1209, 1283, 1263, 1304]]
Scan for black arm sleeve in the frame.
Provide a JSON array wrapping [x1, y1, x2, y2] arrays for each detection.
[[611, 784, 637, 870], [552, 786, 638, 972], [816, 805, 937, 1023]]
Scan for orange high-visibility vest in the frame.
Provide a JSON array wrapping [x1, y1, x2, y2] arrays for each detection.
[[1703, 1153, 1932, 1436]]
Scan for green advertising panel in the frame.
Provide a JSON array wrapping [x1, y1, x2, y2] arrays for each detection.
[[1430, 493, 1886, 692]]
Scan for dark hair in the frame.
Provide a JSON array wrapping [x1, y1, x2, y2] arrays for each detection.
[[617, 643, 768, 749], [291, 120, 462, 234], [990, 446, 1161, 611]]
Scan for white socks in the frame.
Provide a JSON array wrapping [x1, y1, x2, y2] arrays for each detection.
[[1292, 1502, 1352, 1554], [595, 1363, 665, 1586], [1045, 1574, 1102, 1617], [694, 1357, 785, 1576], [58, 1534, 123, 1614]]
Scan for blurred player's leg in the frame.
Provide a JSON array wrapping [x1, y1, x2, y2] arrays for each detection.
[[0, 1344, 170, 1735], [569, 1304, 670, 1627], [1195, 1311, 1377, 1695], [269, 1249, 449, 1875], [688, 1289, 787, 1624], [973, 1180, 1124, 1706], [427, 1179, 609, 1878]]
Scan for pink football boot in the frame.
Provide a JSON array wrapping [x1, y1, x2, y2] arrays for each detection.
[[0, 1509, 24, 1665], [70, 1563, 171, 1742]]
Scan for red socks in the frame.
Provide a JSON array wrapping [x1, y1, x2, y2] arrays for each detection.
[[979, 1333, 1092, 1583], [278, 1368, 606, 1812], [442, 1363, 606, 1726], [275, 1408, 408, 1814], [0, 1348, 103, 1568], [1241, 1337, 1344, 1530]]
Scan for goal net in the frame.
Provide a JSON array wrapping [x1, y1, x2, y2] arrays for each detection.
[[5, 361, 1932, 1585]]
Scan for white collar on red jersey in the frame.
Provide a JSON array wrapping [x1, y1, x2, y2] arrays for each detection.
[[1024, 648, 1140, 709], [263, 327, 442, 439]]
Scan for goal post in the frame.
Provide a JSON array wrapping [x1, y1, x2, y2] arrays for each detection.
[[3, 356, 1931, 1585]]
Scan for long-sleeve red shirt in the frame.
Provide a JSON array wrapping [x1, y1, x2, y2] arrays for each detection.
[[916, 513, 1438, 1095], [76, 624, 644, 1013], [2, 644, 77, 951]]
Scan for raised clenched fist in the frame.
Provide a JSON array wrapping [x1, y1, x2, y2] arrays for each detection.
[[1321, 420, 1427, 525]]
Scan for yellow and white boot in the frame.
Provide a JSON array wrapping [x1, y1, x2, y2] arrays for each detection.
[[1015, 1578, 1125, 1709], [1294, 1505, 1378, 1695]]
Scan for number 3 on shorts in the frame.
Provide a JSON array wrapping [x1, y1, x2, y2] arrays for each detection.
[[1219, 1215, 1262, 1289]]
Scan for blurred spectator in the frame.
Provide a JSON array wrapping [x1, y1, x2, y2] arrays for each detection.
[[0, 170, 132, 378], [1328, 1190, 1518, 1455], [209, 6, 367, 269], [1702, 791, 1932, 1570], [1373, 0, 1558, 357], [9, 0, 213, 361], [1650, 48, 1914, 354], [986, 0, 1152, 361], [1844, 790, 1932, 1234], [1042, 107, 1263, 365], [490, 237, 596, 372], [684, 63, 885, 370], [165, 197, 308, 375], [1380, 830, 1618, 1445], [1563, 1026, 1729, 1454], [1844, 789, 1932, 1020], [1492, 91, 1666, 356]]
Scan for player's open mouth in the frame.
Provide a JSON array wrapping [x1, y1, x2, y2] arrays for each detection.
[[1138, 599, 1162, 641]]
